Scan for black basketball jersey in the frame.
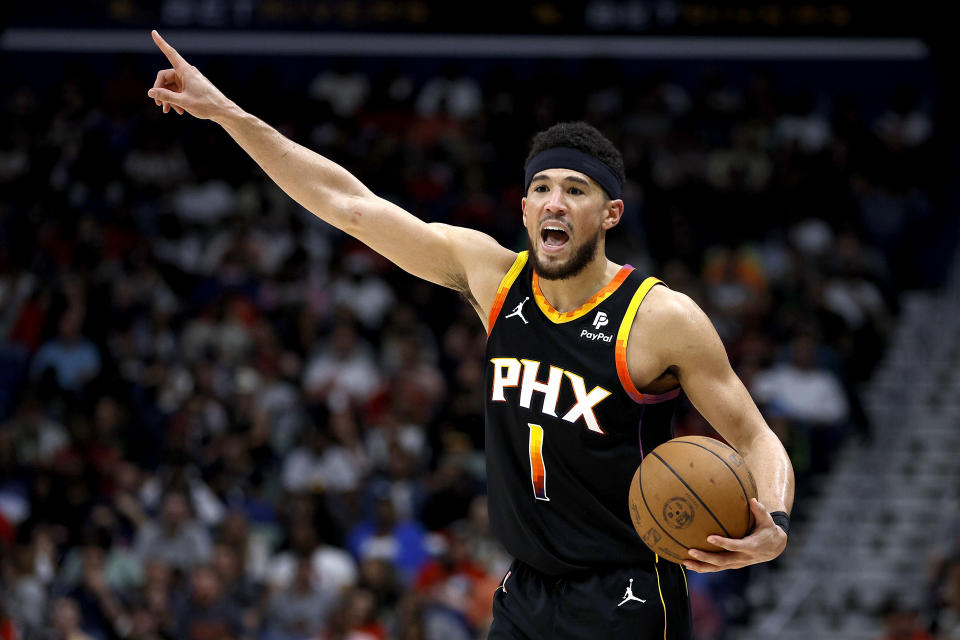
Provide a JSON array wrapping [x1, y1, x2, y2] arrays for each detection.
[[484, 251, 681, 576]]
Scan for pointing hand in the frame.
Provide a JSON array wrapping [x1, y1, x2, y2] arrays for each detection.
[[147, 30, 233, 121]]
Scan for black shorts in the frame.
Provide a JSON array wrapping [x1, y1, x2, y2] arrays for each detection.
[[488, 557, 691, 640]]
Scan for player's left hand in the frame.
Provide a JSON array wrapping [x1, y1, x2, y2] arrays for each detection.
[[683, 498, 787, 573]]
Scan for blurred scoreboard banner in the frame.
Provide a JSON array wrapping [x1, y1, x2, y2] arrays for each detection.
[[3, 0, 932, 36]]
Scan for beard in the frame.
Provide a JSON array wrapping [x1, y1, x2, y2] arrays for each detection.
[[527, 225, 602, 281]]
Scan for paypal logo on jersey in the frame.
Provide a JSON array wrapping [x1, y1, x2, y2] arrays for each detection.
[[581, 312, 613, 342], [580, 328, 613, 342], [580, 311, 613, 342]]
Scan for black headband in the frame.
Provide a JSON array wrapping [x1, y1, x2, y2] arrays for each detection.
[[524, 147, 622, 200]]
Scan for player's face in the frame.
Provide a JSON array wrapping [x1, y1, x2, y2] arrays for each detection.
[[522, 168, 609, 281]]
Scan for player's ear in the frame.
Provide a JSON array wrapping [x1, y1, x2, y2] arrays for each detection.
[[522, 197, 528, 226], [602, 199, 624, 230]]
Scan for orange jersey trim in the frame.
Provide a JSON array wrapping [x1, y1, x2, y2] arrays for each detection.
[[487, 251, 528, 335], [531, 265, 633, 324], [615, 277, 681, 404]]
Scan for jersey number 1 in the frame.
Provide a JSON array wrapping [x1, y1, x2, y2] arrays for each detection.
[[528, 423, 549, 501]]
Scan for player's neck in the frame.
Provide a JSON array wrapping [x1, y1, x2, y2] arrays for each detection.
[[536, 255, 622, 313]]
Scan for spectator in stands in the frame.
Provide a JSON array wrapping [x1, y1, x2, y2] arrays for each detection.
[[875, 598, 932, 640], [134, 489, 212, 572], [361, 442, 426, 525], [355, 557, 401, 621], [302, 319, 382, 413], [933, 560, 960, 640], [262, 552, 337, 640], [751, 332, 850, 475], [174, 564, 244, 640], [346, 487, 429, 584], [330, 253, 395, 332], [0, 601, 17, 640], [210, 542, 261, 634], [413, 523, 498, 637], [250, 350, 306, 457], [773, 92, 832, 154], [281, 419, 367, 497], [450, 496, 511, 581], [29, 308, 101, 395], [381, 334, 445, 429], [138, 459, 225, 528], [874, 87, 932, 150], [415, 63, 482, 121], [59, 522, 141, 598], [3, 393, 69, 466], [216, 510, 272, 586], [140, 559, 177, 638], [2, 545, 46, 639], [309, 61, 370, 120], [266, 514, 357, 597], [48, 597, 95, 640], [65, 540, 129, 640], [107, 460, 150, 544], [701, 245, 768, 323], [328, 586, 387, 640], [123, 129, 190, 193]]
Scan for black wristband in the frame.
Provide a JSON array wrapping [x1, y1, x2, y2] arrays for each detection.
[[770, 511, 790, 535]]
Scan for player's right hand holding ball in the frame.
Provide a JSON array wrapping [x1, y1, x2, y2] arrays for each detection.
[[147, 30, 234, 121]]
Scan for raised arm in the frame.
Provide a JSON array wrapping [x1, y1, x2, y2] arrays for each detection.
[[146, 30, 514, 324], [628, 285, 795, 572]]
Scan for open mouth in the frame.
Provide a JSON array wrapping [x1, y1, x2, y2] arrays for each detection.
[[540, 224, 570, 252]]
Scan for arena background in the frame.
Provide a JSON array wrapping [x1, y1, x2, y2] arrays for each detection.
[[1, 2, 957, 639]]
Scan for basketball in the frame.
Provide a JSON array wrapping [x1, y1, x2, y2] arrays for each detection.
[[628, 435, 758, 564]]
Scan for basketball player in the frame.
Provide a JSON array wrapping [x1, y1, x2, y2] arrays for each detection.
[[147, 30, 794, 638]]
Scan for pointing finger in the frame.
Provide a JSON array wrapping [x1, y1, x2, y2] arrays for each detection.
[[152, 30, 188, 69]]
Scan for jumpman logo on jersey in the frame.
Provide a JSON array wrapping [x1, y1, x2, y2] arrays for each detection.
[[505, 297, 530, 325], [617, 578, 646, 607]]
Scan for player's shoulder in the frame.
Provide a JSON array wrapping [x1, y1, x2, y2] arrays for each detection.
[[630, 282, 718, 355], [637, 281, 706, 327]]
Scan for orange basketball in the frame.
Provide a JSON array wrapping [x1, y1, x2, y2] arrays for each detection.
[[627, 435, 758, 564]]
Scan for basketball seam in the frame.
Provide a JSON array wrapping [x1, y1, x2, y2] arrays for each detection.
[[650, 451, 733, 538], [638, 467, 691, 557], [669, 440, 753, 532]]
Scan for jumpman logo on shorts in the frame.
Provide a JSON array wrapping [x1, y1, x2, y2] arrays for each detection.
[[617, 578, 646, 607], [505, 297, 529, 325]]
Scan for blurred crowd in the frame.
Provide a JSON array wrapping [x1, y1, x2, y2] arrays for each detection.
[[874, 490, 960, 640], [900, 486, 960, 640], [0, 52, 943, 640]]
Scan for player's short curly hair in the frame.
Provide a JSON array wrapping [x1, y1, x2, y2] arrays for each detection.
[[525, 122, 626, 189]]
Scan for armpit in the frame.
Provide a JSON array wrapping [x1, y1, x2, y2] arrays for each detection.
[[460, 287, 482, 316], [636, 366, 681, 395]]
